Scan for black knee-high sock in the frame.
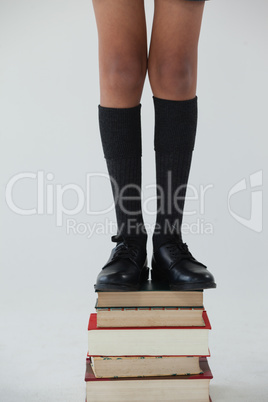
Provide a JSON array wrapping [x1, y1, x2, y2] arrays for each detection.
[[98, 104, 147, 246], [152, 96, 198, 251]]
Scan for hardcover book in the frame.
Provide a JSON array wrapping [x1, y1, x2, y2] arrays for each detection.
[[85, 356, 213, 402], [89, 354, 205, 378], [96, 281, 203, 308], [96, 305, 205, 327], [88, 311, 211, 356]]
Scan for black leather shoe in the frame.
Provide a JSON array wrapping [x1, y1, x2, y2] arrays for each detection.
[[151, 237, 216, 291], [94, 235, 149, 292]]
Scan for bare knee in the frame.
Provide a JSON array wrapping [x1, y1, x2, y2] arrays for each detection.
[[101, 54, 147, 99], [148, 57, 197, 100]]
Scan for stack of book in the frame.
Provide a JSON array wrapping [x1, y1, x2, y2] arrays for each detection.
[[85, 281, 213, 401]]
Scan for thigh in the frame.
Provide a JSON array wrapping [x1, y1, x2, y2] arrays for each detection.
[[149, 0, 205, 59], [148, 0, 205, 97], [92, 0, 148, 107]]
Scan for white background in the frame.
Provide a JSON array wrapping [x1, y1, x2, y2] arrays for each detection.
[[0, 0, 267, 401]]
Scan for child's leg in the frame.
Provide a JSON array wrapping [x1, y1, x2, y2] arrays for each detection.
[[148, 0, 205, 249], [93, 0, 149, 291], [92, 0, 147, 108], [148, 0, 205, 101], [148, 0, 215, 289]]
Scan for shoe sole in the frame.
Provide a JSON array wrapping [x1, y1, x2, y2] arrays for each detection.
[[151, 269, 217, 291], [94, 267, 150, 292], [170, 282, 217, 291]]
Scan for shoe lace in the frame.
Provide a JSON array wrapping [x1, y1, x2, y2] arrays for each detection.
[[111, 234, 140, 260], [164, 236, 194, 260]]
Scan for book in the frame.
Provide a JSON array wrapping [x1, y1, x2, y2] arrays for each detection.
[[96, 281, 203, 308], [88, 312, 211, 356], [86, 398, 212, 402], [85, 356, 213, 402], [89, 355, 204, 378], [86, 399, 212, 402], [96, 306, 205, 328]]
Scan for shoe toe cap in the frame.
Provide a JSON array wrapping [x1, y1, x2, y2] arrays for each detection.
[[96, 260, 138, 287], [171, 260, 216, 285]]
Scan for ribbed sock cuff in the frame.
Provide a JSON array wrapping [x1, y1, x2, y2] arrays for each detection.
[[153, 96, 198, 153], [98, 104, 142, 159]]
